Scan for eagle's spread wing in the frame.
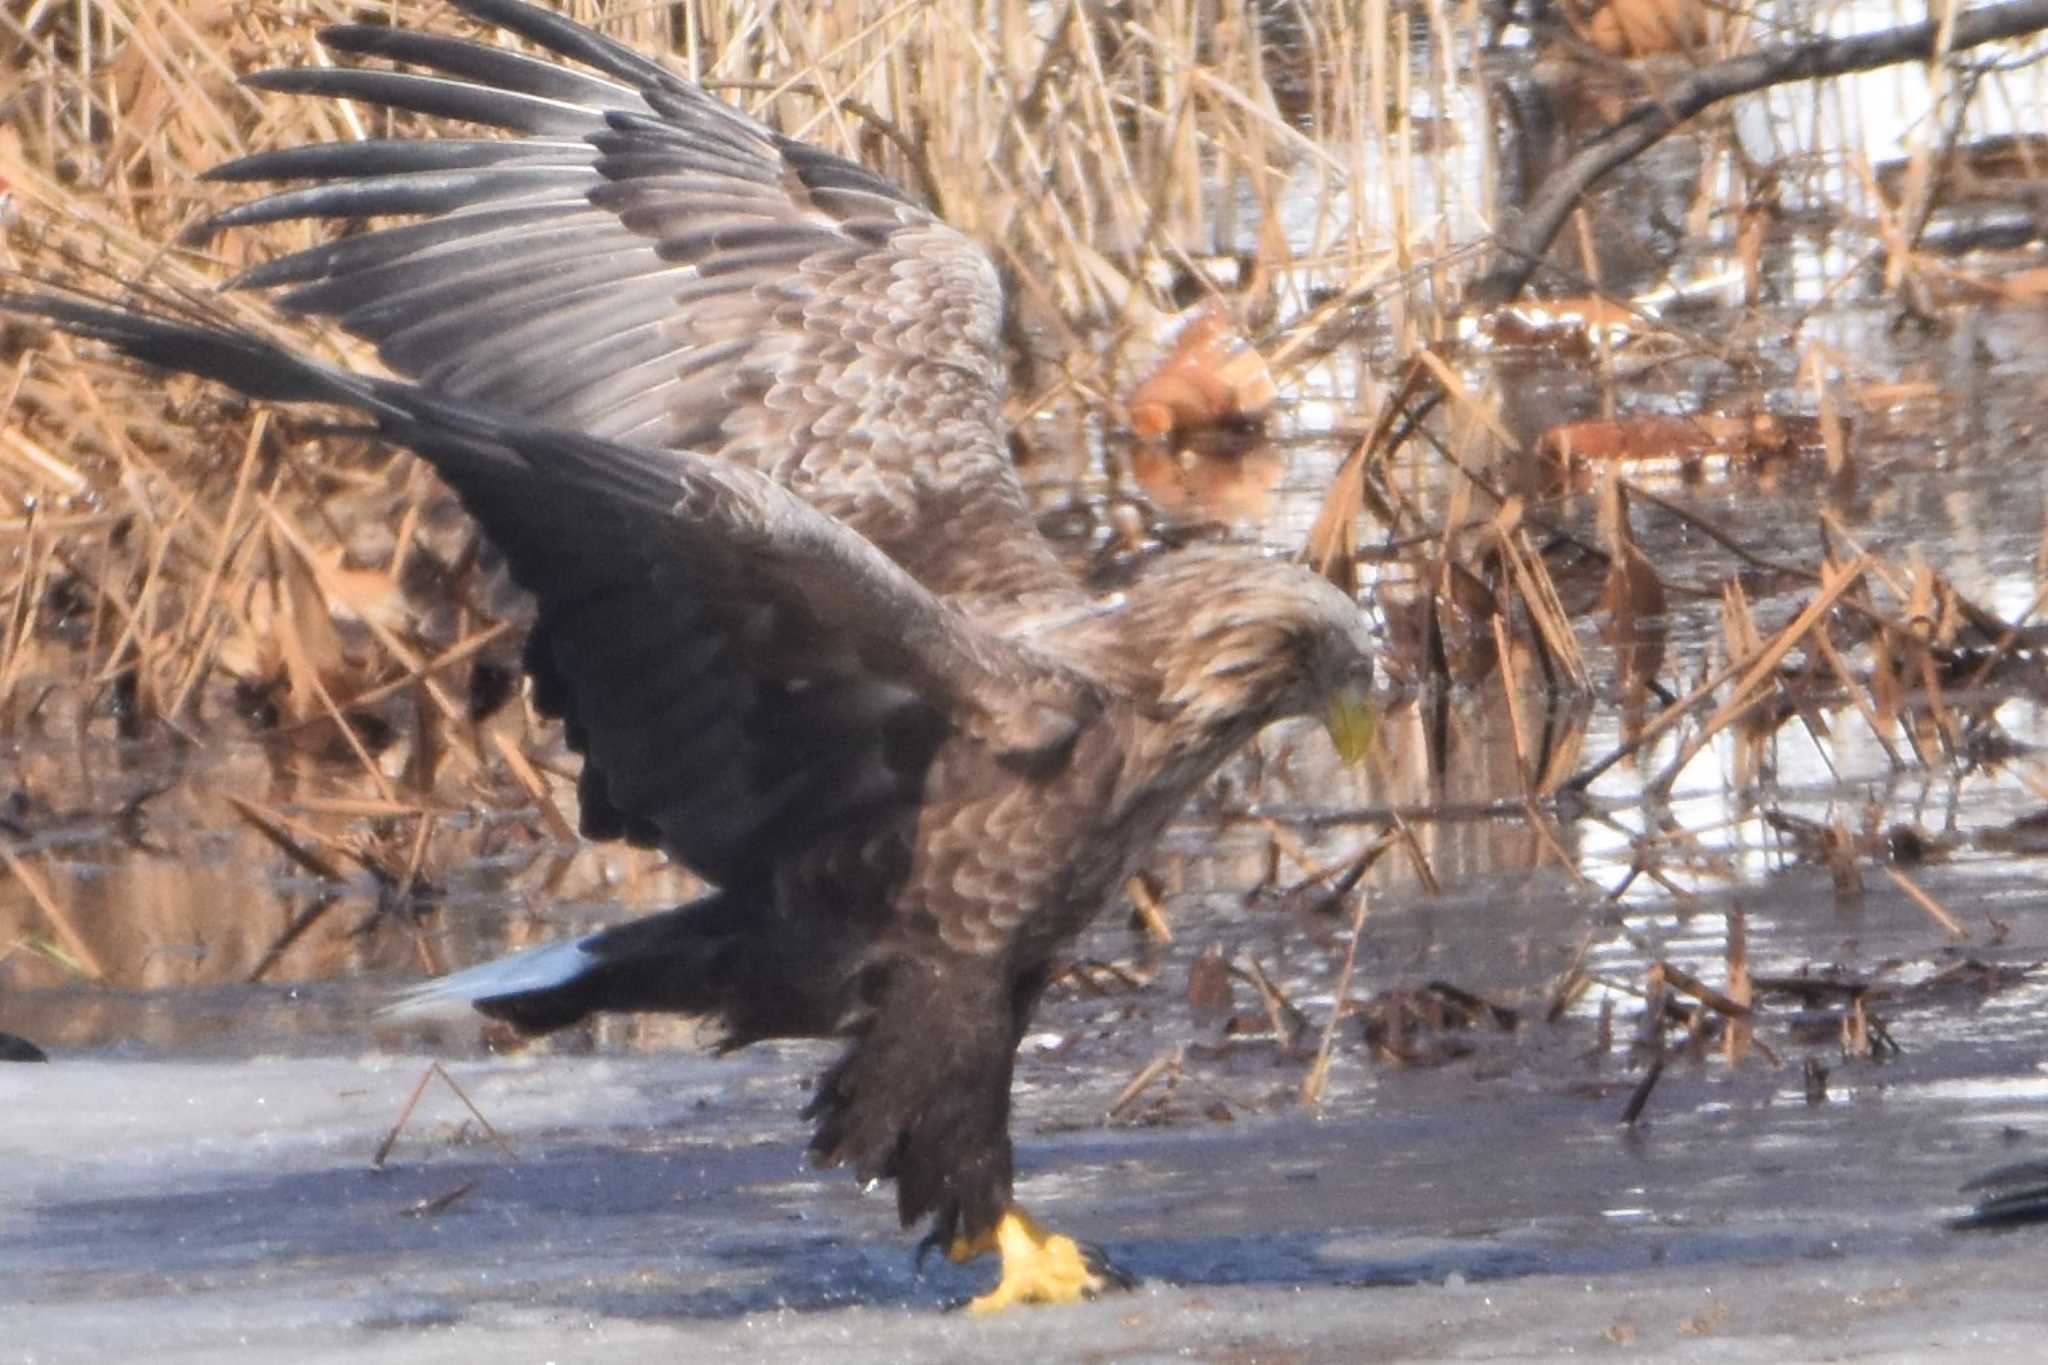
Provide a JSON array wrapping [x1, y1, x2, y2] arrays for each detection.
[[11, 297, 1088, 885], [3, 0, 1381, 1308], [201, 0, 1073, 605]]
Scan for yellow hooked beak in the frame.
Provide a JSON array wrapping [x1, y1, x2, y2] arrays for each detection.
[[1324, 685, 1375, 765]]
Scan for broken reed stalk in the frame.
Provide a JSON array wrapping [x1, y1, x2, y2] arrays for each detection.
[[1566, 557, 1872, 794], [1302, 884, 1372, 1111], [1107, 1048, 1182, 1122], [1655, 960, 1751, 1020], [316, 619, 517, 718], [245, 890, 343, 984], [1884, 865, 1969, 941], [372, 1059, 519, 1168], [1125, 871, 1174, 945], [1722, 907, 1763, 1067], [490, 732, 577, 846], [221, 791, 349, 883], [398, 1179, 479, 1218], [1238, 956, 1308, 1050], [1492, 610, 1534, 794], [1622, 965, 1671, 1129], [1387, 816, 1440, 897], [0, 847, 107, 981]]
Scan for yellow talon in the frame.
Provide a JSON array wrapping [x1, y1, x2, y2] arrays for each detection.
[[944, 1206, 1127, 1313]]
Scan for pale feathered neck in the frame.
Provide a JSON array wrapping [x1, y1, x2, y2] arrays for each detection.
[[1023, 548, 1344, 741]]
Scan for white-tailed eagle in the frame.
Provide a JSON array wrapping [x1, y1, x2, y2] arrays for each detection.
[[3, 0, 1374, 1312]]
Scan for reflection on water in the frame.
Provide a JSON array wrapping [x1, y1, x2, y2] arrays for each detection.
[[0, 732, 700, 1004]]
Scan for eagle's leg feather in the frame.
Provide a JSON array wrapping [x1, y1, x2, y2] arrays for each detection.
[[944, 1206, 1136, 1313], [804, 952, 1028, 1238]]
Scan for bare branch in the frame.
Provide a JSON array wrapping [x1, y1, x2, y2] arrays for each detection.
[[1467, 0, 2048, 309]]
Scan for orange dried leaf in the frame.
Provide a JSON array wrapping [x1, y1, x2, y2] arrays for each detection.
[[1567, 0, 1707, 56], [1854, 381, 1943, 408], [1542, 411, 1840, 469], [1542, 415, 1713, 463], [1125, 309, 1277, 441], [1984, 266, 2048, 301]]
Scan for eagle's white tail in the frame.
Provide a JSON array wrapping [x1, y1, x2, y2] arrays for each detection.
[[384, 935, 601, 1021]]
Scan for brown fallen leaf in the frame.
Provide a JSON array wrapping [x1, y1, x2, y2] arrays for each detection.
[[1543, 414, 1713, 464], [1125, 308, 1276, 442], [1853, 380, 1944, 408], [1561, 0, 1707, 56], [1540, 411, 1839, 472]]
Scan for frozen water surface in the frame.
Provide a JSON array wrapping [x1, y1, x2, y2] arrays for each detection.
[[5, 1053, 2044, 1363]]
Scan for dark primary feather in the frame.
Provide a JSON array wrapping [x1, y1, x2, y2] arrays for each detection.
[[238, 66, 605, 135], [202, 137, 595, 183], [221, 205, 587, 289], [7, 294, 1084, 888], [316, 21, 634, 104]]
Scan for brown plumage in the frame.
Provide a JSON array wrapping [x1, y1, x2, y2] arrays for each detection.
[[2, 0, 1374, 1308]]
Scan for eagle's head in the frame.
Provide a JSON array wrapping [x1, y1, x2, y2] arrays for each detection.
[[1115, 550, 1375, 763]]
